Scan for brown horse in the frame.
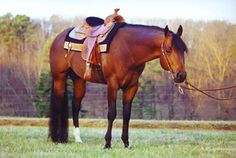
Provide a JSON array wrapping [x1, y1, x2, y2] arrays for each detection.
[[49, 23, 187, 148]]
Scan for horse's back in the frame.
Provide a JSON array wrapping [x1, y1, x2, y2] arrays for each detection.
[[50, 28, 72, 57]]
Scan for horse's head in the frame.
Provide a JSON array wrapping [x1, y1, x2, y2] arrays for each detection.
[[160, 25, 188, 83]]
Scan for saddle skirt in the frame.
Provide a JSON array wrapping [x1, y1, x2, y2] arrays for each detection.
[[64, 21, 126, 64], [67, 20, 115, 60]]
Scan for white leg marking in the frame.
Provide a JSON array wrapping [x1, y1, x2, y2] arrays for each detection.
[[128, 144, 133, 149], [74, 127, 83, 143]]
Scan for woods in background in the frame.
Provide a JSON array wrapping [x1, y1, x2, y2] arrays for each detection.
[[0, 13, 236, 119]]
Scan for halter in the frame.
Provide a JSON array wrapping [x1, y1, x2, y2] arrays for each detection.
[[161, 38, 236, 100], [161, 42, 175, 78], [161, 41, 184, 94]]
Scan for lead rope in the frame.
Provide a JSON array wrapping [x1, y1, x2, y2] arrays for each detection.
[[178, 80, 236, 100], [180, 82, 236, 92], [161, 42, 236, 99]]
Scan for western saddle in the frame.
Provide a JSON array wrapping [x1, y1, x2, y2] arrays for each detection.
[[65, 9, 125, 80]]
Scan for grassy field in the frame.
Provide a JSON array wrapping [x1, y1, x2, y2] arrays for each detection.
[[0, 123, 236, 158], [1, 117, 236, 130]]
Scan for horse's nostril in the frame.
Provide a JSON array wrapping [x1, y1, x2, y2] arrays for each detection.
[[174, 71, 187, 83], [180, 72, 187, 80], [176, 72, 182, 79], [176, 72, 181, 78]]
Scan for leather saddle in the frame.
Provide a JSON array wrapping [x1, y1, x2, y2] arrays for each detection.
[[65, 9, 125, 64]]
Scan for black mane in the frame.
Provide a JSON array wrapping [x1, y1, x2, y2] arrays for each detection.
[[126, 23, 188, 54], [126, 23, 164, 31], [173, 34, 188, 54]]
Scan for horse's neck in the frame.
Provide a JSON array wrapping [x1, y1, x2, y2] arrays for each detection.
[[124, 26, 164, 66]]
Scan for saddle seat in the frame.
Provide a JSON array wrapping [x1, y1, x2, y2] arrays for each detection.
[[74, 17, 114, 40], [85, 16, 104, 27]]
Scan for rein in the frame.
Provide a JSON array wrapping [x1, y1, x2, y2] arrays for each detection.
[[179, 81, 236, 100], [161, 42, 236, 100]]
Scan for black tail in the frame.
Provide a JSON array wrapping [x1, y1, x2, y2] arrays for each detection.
[[49, 81, 69, 143]]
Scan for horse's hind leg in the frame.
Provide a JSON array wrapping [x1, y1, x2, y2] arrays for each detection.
[[104, 82, 118, 149], [71, 75, 86, 143], [121, 83, 138, 148], [49, 72, 68, 143]]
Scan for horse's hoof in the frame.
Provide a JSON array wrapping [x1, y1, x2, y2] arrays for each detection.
[[125, 144, 132, 149], [75, 138, 83, 143], [104, 144, 111, 149]]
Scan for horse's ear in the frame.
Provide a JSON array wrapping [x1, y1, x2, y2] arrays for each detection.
[[164, 25, 169, 37], [176, 25, 183, 37]]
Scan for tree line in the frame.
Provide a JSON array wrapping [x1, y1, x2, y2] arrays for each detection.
[[0, 13, 235, 119]]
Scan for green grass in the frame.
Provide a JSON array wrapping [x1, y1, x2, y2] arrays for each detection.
[[0, 126, 236, 158]]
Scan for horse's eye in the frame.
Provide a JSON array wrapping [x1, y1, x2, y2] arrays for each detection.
[[166, 47, 172, 53]]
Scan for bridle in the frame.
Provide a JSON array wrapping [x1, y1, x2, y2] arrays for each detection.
[[161, 41, 185, 94], [161, 42, 176, 80], [161, 41, 236, 100]]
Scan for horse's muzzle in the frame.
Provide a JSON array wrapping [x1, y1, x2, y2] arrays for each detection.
[[174, 71, 187, 83]]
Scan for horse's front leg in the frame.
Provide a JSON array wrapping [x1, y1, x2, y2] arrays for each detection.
[[121, 84, 138, 148], [104, 82, 118, 149], [72, 78, 86, 143]]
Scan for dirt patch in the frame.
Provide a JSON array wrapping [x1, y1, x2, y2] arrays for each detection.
[[0, 117, 236, 130]]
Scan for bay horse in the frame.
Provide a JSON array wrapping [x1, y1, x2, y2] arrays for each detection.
[[49, 23, 187, 148]]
